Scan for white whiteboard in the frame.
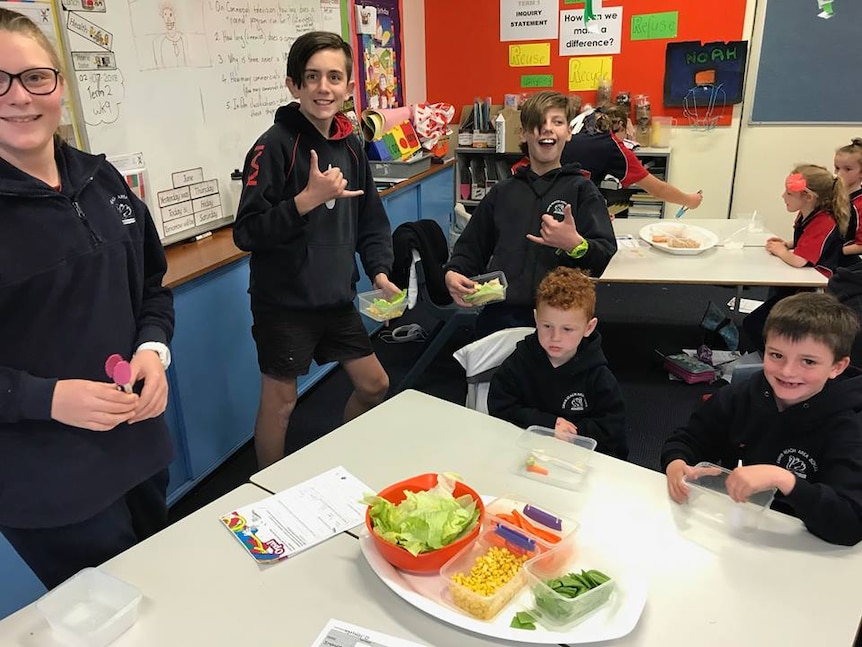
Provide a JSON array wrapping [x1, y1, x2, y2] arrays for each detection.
[[57, 0, 345, 244]]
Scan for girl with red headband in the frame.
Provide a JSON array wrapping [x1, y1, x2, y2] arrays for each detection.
[[743, 165, 848, 351], [765, 164, 848, 276]]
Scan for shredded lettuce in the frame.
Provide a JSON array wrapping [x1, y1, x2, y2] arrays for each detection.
[[363, 473, 481, 556], [365, 289, 407, 320], [463, 278, 504, 305]]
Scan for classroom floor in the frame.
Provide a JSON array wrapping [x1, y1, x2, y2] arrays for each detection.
[[168, 282, 765, 523]]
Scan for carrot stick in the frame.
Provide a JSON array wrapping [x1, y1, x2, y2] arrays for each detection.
[[512, 509, 561, 543], [525, 463, 549, 476], [496, 512, 519, 524]]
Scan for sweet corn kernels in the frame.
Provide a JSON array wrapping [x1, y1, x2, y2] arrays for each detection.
[[448, 546, 529, 619]]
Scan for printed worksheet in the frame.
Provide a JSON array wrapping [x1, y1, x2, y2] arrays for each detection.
[[310, 619, 428, 647], [220, 466, 371, 562]]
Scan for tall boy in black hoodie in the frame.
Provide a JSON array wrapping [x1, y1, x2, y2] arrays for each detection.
[[662, 292, 862, 546], [488, 268, 627, 459], [234, 32, 399, 468]]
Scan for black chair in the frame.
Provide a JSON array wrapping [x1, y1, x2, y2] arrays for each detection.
[[389, 220, 479, 393]]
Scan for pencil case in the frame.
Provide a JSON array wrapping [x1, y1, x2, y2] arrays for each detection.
[[664, 353, 715, 384]]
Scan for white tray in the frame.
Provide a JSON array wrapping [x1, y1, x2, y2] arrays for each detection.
[[639, 223, 719, 255], [358, 531, 647, 644]]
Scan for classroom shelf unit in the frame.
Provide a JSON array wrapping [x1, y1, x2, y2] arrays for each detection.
[[454, 146, 672, 219], [624, 147, 671, 219], [454, 147, 524, 209]]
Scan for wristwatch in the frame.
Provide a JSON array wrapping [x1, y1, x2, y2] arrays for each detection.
[[136, 342, 171, 369], [566, 239, 590, 259]]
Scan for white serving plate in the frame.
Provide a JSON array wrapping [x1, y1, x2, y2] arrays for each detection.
[[639, 223, 719, 255], [358, 531, 647, 644]]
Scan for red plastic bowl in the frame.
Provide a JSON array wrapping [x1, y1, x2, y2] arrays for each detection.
[[365, 473, 485, 574]]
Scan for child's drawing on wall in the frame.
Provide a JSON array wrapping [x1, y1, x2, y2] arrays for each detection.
[[129, 0, 210, 71], [154, 1, 187, 68]]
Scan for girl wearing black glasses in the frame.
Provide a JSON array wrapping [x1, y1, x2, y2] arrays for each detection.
[[0, 9, 175, 589]]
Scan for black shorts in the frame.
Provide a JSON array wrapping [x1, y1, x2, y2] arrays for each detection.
[[251, 305, 373, 379]]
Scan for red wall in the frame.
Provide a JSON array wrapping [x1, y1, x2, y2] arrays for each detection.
[[424, 0, 747, 125]]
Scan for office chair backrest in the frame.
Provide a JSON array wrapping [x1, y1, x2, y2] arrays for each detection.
[[453, 327, 534, 413]]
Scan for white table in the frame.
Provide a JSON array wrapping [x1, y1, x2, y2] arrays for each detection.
[[0, 484, 507, 647], [4, 392, 859, 646], [605, 218, 827, 289], [252, 391, 862, 647]]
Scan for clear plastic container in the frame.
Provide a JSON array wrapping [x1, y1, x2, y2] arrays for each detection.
[[441, 526, 542, 620], [524, 550, 615, 630], [684, 461, 777, 530], [358, 289, 408, 322], [462, 271, 508, 306], [36, 568, 142, 647], [483, 495, 578, 569], [515, 426, 598, 490]]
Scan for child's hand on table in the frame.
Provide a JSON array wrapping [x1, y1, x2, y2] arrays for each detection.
[[726, 464, 796, 502], [554, 416, 578, 441], [765, 237, 790, 255], [665, 459, 696, 503]]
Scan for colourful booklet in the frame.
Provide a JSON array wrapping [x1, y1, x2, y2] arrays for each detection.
[[220, 466, 372, 563]]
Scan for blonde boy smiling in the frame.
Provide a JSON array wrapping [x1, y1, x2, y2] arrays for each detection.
[[444, 91, 616, 337]]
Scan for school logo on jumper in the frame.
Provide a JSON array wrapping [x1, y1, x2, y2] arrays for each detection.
[[776, 448, 818, 480], [110, 194, 136, 225], [546, 199, 568, 221], [563, 392, 587, 412]]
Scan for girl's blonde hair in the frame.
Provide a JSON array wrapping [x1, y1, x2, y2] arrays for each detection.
[[836, 138, 862, 167], [791, 164, 850, 236], [0, 9, 64, 72]]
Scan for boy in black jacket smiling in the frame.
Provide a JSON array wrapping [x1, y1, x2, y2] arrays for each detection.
[[488, 268, 627, 459], [662, 292, 862, 546], [444, 91, 616, 337]]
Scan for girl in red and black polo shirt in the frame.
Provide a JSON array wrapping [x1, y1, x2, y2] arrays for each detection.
[[744, 165, 849, 350], [765, 164, 848, 277]]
